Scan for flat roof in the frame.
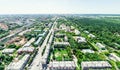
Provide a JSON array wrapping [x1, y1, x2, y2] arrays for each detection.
[[48, 61, 76, 68], [7, 54, 30, 70], [81, 61, 112, 68]]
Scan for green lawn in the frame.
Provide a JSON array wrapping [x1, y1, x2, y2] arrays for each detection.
[[54, 38, 64, 42], [53, 48, 72, 61]]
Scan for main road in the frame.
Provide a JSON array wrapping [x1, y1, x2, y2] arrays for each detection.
[[29, 21, 56, 70]]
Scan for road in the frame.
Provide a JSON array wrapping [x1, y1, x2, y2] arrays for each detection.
[[29, 21, 56, 70]]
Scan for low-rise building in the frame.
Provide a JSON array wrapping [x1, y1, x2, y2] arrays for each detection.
[[81, 61, 112, 70], [74, 29, 80, 35], [96, 43, 105, 50], [17, 47, 34, 54], [88, 34, 95, 38], [55, 34, 65, 37], [84, 30, 89, 34], [38, 30, 48, 37], [34, 37, 42, 46], [54, 42, 70, 47], [64, 36, 68, 42], [59, 24, 66, 30], [74, 36, 86, 43], [81, 49, 94, 53], [23, 38, 35, 47], [42, 33, 54, 66], [109, 53, 120, 61], [7, 54, 30, 70], [48, 61, 76, 70], [2, 48, 15, 54]]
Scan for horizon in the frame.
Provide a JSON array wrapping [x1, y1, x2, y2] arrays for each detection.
[[0, 0, 120, 14]]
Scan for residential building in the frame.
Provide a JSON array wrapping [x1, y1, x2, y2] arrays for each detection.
[[84, 30, 89, 34], [74, 29, 80, 35], [109, 53, 120, 61], [88, 34, 95, 38], [81, 49, 94, 53], [55, 34, 65, 37], [34, 37, 42, 46], [96, 43, 105, 49], [81, 61, 112, 70], [23, 38, 35, 47], [74, 36, 86, 43], [7, 54, 30, 70], [38, 30, 48, 37], [2, 48, 15, 54], [54, 42, 70, 47], [64, 36, 68, 42], [17, 47, 34, 54], [48, 61, 76, 70]]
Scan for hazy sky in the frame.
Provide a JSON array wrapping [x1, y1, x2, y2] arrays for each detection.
[[0, 0, 120, 14]]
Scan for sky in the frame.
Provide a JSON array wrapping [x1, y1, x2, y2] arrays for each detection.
[[0, 0, 120, 14]]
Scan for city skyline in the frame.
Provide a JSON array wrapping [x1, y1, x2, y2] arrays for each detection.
[[0, 0, 120, 14]]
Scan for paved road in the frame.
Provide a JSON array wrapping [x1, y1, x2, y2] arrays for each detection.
[[29, 21, 56, 70]]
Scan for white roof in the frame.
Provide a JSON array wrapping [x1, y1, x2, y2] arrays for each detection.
[[81, 49, 94, 53], [48, 61, 76, 68], [23, 38, 35, 47], [17, 47, 34, 53], [77, 36, 86, 43], [96, 43, 105, 49], [109, 53, 120, 61], [7, 54, 30, 70], [42, 34, 53, 64], [54, 42, 70, 46], [81, 61, 112, 68], [2, 48, 15, 54], [74, 29, 80, 35], [84, 30, 89, 34], [34, 37, 42, 45], [88, 34, 95, 38]]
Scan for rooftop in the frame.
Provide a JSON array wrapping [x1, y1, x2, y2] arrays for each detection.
[[2, 48, 15, 54], [81, 61, 112, 69], [7, 54, 30, 70]]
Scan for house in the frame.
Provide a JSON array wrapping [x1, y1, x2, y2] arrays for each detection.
[[7, 54, 30, 70], [81, 61, 112, 70], [2, 48, 15, 54], [48, 61, 76, 70], [109, 53, 120, 61], [81, 49, 94, 53]]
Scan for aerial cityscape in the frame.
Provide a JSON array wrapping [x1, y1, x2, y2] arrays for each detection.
[[0, 0, 120, 70]]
